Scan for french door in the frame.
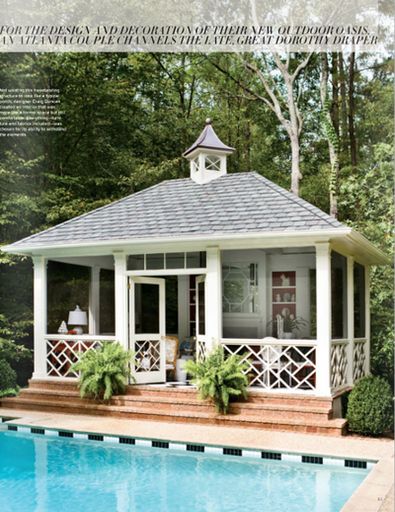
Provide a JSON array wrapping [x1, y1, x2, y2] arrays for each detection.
[[129, 277, 166, 383]]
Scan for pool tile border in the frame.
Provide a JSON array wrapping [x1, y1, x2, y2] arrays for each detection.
[[4, 422, 376, 470]]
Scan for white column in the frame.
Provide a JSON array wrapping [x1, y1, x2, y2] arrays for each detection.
[[113, 253, 128, 350], [88, 266, 100, 335], [315, 243, 332, 396], [346, 257, 354, 385], [365, 265, 371, 375], [205, 247, 222, 353], [32, 256, 47, 379]]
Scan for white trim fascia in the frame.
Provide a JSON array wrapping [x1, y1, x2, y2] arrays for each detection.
[[1, 228, 351, 255]]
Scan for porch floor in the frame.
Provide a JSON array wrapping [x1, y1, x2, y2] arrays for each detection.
[[0, 406, 393, 512]]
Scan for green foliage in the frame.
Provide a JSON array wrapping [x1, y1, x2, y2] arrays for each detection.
[[346, 375, 394, 436], [0, 359, 17, 391], [0, 337, 32, 366], [339, 143, 394, 385], [71, 342, 135, 401], [184, 346, 249, 414]]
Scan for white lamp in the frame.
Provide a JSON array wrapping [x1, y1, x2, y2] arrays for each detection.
[[68, 305, 87, 335]]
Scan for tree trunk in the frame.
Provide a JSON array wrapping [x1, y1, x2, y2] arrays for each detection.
[[348, 52, 357, 167], [290, 136, 300, 196], [331, 53, 340, 137], [320, 54, 340, 218], [338, 54, 349, 155]]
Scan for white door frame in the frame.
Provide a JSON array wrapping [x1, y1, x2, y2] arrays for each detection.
[[129, 276, 166, 384], [195, 275, 207, 359]]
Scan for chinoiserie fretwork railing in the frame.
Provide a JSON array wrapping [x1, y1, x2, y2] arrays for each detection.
[[353, 338, 368, 382], [45, 335, 116, 378], [220, 338, 317, 392], [133, 334, 162, 373], [196, 335, 208, 361], [330, 340, 348, 390]]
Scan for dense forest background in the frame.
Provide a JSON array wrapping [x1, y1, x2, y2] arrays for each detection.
[[0, 52, 393, 385]]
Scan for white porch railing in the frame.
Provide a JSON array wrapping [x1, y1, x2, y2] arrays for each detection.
[[330, 339, 348, 390], [353, 338, 368, 382], [45, 334, 116, 378], [220, 338, 317, 392]]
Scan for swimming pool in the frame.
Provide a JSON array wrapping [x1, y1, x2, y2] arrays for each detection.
[[0, 430, 369, 512]]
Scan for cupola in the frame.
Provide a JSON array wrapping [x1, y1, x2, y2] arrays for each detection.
[[183, 119, 235, 184]]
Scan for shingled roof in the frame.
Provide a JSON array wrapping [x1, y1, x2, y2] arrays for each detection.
[[5, 172, 345, 251]]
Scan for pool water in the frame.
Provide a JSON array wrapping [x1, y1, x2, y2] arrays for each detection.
[[0, 432, 368, 512]]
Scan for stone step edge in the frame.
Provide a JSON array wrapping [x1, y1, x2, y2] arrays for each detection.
[[0, 397, 346, 430], [18, 389, 332, 415], [26, 380, 333, 407]]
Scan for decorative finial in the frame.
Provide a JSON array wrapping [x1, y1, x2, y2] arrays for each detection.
[[205, 117, 212, 125]]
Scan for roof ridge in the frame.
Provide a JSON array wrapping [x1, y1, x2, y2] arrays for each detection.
[[250, 172, 342, 228]]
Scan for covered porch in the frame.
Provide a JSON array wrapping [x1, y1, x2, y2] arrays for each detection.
[[31, 239, 372, 398]]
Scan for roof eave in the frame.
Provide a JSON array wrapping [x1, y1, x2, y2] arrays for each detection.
[[1, 228, 352, 257]]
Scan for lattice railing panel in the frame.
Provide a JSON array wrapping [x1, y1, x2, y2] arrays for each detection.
[[330, 342, 348, 390], [353, 340, 367, 382], [221, 340, 316, 391], [196, 337, 207, 362], [46, 337, 106, 378], [134, 339, 161, 373]]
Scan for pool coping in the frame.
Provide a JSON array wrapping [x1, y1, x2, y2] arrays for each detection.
[[0, 408, 393, 511]]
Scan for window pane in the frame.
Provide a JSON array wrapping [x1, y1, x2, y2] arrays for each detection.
[[166, 252, 185, 269], [331, 252, 348, 339], [146, 253, 164, 270], [354, 263, 366, 338], [128, 254, 144, 271], [186, 252, 206, 268], [222, 263, 259, 314]]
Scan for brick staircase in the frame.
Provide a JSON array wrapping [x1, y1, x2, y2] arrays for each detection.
[[1, 380, 347, 435]]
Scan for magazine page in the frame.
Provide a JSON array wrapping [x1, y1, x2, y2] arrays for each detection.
[[0, 1, 393, 511]]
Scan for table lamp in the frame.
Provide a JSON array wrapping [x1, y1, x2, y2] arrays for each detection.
[[68, 305, 87, 335]]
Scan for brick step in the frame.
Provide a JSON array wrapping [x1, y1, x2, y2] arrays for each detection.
[[27, 380, 333, 409], [17, 388, 332, 420], [0, 396, 346, 435]]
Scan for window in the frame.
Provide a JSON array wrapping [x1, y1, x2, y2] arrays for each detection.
[[205, 155, 221, 171], [354, 263, 366, 338], [222, 263, 258, 313], [331, 251, 348, 339], [127, 252, 206, 271]]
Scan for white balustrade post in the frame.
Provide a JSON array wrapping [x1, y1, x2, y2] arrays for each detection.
[[346, 257, 354, 385], [114, 253, 128, 351], [88, 266, 101, 335], [32, 256, 48, 379], [205, 247, 222, 353], [365, 266, 371, 375], [315, 243, 332, 396]]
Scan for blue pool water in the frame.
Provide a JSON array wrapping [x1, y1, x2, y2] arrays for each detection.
[[0, 432, 368, 512]]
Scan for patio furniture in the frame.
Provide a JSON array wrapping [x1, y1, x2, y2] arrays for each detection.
[[164, 335, 179, 380]]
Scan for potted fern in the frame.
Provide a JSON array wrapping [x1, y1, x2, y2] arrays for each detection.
[[71, 342, 135, 402], [184, 345, 249, 414]]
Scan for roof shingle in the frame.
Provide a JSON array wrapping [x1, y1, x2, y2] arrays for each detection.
[[7, 172, 345, 249]]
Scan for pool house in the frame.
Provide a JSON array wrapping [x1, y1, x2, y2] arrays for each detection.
[[2, 121, 387, 407]]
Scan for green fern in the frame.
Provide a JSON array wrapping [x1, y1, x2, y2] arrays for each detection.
[[184, 346, 249, 414], [70, 342, 135, 401]]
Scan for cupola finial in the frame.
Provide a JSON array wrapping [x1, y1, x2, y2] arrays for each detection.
[[183, 120, 234, 185]]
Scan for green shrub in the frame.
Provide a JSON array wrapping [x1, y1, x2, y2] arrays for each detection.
[[0, 359, 17, 391], [71, 342, 135, 401], [184, 346, 249, 414], [347, 375, 394, 436]]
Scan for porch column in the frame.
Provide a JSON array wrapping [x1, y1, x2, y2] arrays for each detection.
[[32, 256, 47, 379], [346, 257, 354, 385], [365, 266, 370, 375], [88, 266, 101, 335], [205, 247, 222, 353], [315, 243, 332, 396], [114, 253, 128, 350]]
